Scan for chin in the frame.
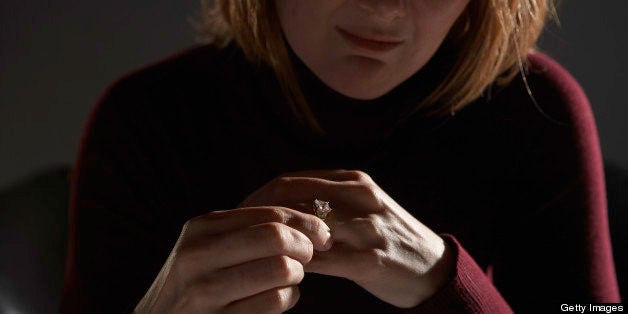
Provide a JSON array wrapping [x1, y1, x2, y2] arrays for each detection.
[[335, 85, 390, 100], [325, 76, 393, 100], [319, 56, 400, 100]]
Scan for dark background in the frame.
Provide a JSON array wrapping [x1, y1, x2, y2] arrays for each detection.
[[1, 1, 627, 189], [0, 1, 626, 313]]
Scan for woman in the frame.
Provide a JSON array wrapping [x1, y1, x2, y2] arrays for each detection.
[[60, 0, 621, 313]]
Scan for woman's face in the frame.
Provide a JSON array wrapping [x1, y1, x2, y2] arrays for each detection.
[[276, 0, 469, 100]]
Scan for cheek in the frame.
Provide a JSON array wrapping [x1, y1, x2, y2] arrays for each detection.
[[411, 0, 470, 38], [276, 1, 338, 54], [405, 0, 470, 58], [276, 1, 311, 46]]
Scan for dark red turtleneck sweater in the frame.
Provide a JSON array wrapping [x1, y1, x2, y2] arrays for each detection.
[[60, 43, 621, 313]]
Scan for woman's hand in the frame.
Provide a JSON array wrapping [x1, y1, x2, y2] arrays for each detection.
[[134, 206, 332, 313], [239, 170, 456, 308]]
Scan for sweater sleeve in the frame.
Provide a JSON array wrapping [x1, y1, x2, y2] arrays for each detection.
[[403, 235, 513, 313], [405, 53, 620, 313], [59, 81, 185, 313], [487, 54, 621, 309]]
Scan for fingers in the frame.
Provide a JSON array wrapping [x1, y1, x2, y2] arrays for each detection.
[[326, 215, 387, 249], [184, 256, 303, 311], [280, 169, 373, 182], [241, 177, 376, 213], [240, 169, 375, 208], [205, 255, 304, 306], [185, 207, 332, 251], [178, 222, 316, 272], [239, 171, 348, 207], [303, 243, 378, 283], [223, 286, 300, 314], [241, 176, 345, 208]]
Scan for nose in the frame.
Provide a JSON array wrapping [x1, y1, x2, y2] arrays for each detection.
[[356, 0, 407, 22]]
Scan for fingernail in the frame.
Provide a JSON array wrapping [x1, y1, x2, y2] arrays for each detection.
[[323, 231, 333, 250]]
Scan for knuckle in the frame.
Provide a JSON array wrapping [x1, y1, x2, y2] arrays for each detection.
[[366, 248, 388, 268], [354, 183, 376, 199], [276, 176, 293, 185], [262, 221, 285, 236], [306, 216, 326, 236], [263, 223, 291, 253], [266, 287, 293, 310], [270, 255, 302, 282], [260, 206, 288, 224], [363, 215, 389, 246], [347, 170, 372, 182], [282, 222, 313, 262], [264, 207, 288, 224], [182, 219, 193, 232], [278, 171, 294, 178], [274, 255, 293, 272], [182, 214, 213, 236], [356, 215, 381, 235], [356, 184, 384, 210], [181, 218, 198, 235]]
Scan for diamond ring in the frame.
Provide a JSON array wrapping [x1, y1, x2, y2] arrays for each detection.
[[313, 199, 333, 221]]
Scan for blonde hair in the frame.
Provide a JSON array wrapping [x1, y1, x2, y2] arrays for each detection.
[[195, 0, 556, 131]]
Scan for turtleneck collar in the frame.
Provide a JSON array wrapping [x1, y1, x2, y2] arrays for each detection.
[[255, 42, 457, 157]]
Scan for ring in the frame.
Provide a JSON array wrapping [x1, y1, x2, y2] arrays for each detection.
[[313, 199, 333, 220]]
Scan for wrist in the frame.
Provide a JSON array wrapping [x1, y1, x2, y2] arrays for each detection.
[[401, 237, 456, 308], [421, 237, 456, 302]]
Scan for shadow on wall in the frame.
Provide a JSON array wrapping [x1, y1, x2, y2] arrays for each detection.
[[0, 162, 625, 312], [0, 166, 70, 313]]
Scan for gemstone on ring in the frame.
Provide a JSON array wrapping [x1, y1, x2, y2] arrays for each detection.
[[313, 199, 332, 220]]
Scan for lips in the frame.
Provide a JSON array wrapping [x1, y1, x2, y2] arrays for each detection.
[[336, 27, 403, 52]]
